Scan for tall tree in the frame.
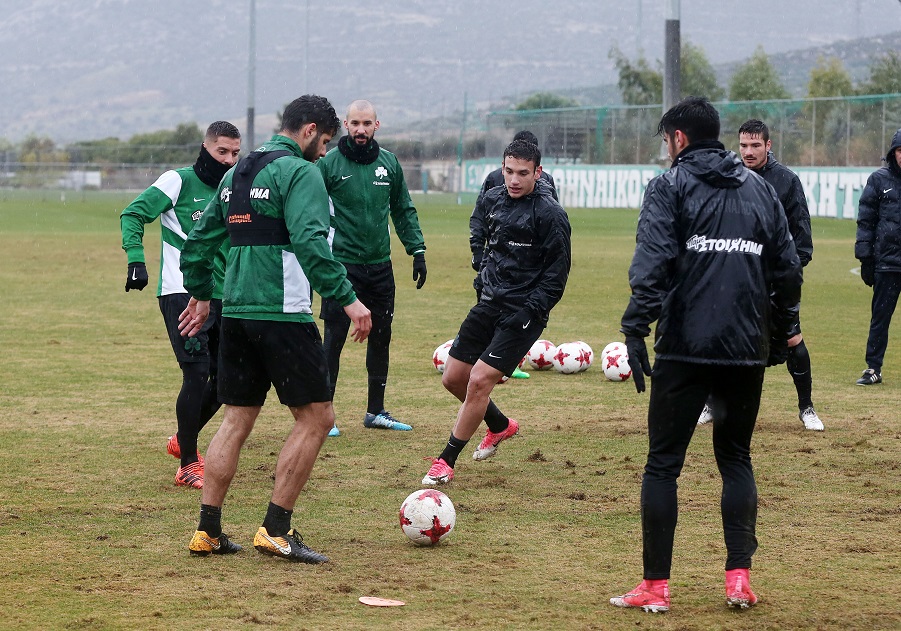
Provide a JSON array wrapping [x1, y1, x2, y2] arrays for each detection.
[[514, 92, 579, 111], [610, 42, 723, 105], [728, 46, 790, 102], [859, 51, 901, 95], [610, 45, 661, 105], [681, 42, 725, 101], [804, 56, 855, 153], [806, 56, 854, 98]]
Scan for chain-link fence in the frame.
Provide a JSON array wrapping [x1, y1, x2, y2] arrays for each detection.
[[4, 94, 901, 193], [485, 93, 901, 167]]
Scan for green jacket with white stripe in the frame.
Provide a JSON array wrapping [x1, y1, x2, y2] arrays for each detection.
[[180, 135, 356, 323], [120, 166, 226, 298]]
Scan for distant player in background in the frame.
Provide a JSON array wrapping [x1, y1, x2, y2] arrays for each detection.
[[120, 121, 241, 489], [317, 99, 427, 436], [854, 127, 901, 386], [697, 119, 822, 431], [422, 139, 570, 486]]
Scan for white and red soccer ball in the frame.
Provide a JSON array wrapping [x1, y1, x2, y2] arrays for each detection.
[[399, 489, 456, 546], [575, 341, 593, 369], [601, 342, 632, 382], [553, 341, 592, 374], [432, 340, 454, 373], [526, 339, 557, 370]]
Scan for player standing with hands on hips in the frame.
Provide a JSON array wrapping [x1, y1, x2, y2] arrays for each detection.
[[179, 95, 371, 563], [316, 100, 427, 436], [421, 139, 570, 485], [120, 121, 241, 489], [613, 97, 802, 612], [854, 128, 901, 386]]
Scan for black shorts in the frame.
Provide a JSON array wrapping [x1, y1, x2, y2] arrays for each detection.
[[788, 302, 802, 338], [448, 302, 545, 376], [218, 317, 331, 407], [159, 294, 222, 364], [320, 261, 395, 323]]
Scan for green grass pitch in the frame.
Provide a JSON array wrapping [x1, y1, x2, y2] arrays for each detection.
[[0, 189, 898, 629]]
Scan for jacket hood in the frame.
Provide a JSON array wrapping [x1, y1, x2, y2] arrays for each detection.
[[886, 128, 901, 166], [676, 142, 747, 189]]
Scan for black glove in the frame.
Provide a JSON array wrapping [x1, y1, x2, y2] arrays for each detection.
[[767, 336, 789, 367], [471, 248, 484, 272], [625, 336, 653, 393], [412, 253, 427, 289], [504, 308, 534, 331], [860, 258, 875, 287], [125, 262, 149, 292]]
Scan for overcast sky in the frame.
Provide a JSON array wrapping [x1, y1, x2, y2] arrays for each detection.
[[1, 0, 900, 142]]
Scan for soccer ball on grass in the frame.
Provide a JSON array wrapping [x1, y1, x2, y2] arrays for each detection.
[[553, 341, 592, 374], [526, 339, 557, 370], [601, 342, 632, 382], [399, 489, 456, 546]]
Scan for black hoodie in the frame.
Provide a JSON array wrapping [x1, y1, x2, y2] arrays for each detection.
[[621, 142, 802, 365]]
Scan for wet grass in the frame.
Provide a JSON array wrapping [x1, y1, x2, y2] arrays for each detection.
[[0, 191, 898, 630]]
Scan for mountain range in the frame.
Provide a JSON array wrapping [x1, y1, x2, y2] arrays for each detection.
[[1, 0, 898, 144]]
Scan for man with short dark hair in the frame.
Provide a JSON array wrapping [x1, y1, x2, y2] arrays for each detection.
[[855, 128, 901, 386], [179, 94, 372, 563], [120, 120, 241, 489], [470, 130, 557, 301], [698, 119, 821, 430], [316, 99, 427, 435], [611, 97, 802, 612], [422, 139, 571, 485]]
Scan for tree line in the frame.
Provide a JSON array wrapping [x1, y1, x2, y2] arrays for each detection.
[[3, 46, 900, 167]]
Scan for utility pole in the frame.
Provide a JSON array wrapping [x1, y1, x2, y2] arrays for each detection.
[[662, 0, 681, 114], [246, 0, 257, 149]]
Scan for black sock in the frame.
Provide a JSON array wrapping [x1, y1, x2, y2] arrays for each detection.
[[367, 375, 387, 415], [439, 434, 469, 469], [787, 340, 813, 410], [198, 373, 221, 432], [483, 399, 509, 433], [198, 504, 222, 538], [262, 502, 293, 537], [177, 361, 209, 467]]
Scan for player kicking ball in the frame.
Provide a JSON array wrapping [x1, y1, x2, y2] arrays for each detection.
[[422, 139, 571, 485]]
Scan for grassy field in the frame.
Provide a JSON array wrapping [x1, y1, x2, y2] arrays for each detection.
[[0, 189, 899, 630]]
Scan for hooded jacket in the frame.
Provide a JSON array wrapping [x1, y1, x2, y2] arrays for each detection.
[[758, 151, 813, 266], [855, 129, 901, 272], [621, 141, 803, 365]]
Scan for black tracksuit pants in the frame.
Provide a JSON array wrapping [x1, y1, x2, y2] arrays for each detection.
[[641, 359, 764, 579], [866, 271, 901, 372]]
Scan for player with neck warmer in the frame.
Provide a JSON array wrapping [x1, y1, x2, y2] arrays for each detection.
[[316, 100, 427, 436], [120, 120, 241, 489]]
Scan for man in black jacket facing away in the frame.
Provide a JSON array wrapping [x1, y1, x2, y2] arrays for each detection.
[[854, 128, 901, 386], [611, 97, 802, 613], [422, 139, 571, 485], [698, 119, 822, 430]]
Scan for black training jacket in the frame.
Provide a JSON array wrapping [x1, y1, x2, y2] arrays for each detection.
[[621, 142, 802, 365], [470, 168, 557, 261], [855, 130, 901, 272], [475, 179, 571, 323], [758, 152, 813, 266]]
